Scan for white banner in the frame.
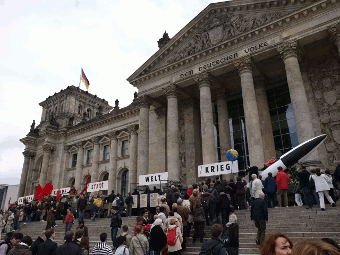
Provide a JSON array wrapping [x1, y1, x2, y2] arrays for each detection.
[[52, 188, 71, 197], [198, 161, 239, 177], [140, 194, 148, 208], [87, 180, 108, 192], [139, 172, 168, 186], [150, 193, 158, 207], [132, 195, 138, 209], [18, 195, 34, 205]]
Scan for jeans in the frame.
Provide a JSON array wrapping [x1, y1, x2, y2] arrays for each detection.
[[267, 193, 276, 208], [215, 213, 220, 224], [78, 209, 85, 222], [65, 223, 73, 233], [209, 213, 215, 224], [14, 218, 19, 230], [236, 194, 245, 210], [318, 190, 334, 209], [25, 214, 31, 223], [111, 227, 119, 248], [153, 251, 161, 255], [6, 224, 11, 233], [220, 208, 230, 227], [312, 189, 320, 205], [182, 225, 188, 250], [186, 222, 192, 237], [204, 209, 209, 226], [254, 220, 266, 245], [295, 194, 303, 206], [91, 213, 97, 221], [193, 222, 205, 242], [126, 205, 132, 217], [36, 211, 41, 221], [277, 189, 288, 207], [301, 187, 313, 208]]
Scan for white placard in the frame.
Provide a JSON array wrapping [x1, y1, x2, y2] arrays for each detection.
[[132, 195, 138, 209], [198, 161, 239, 177], [18, 195, 34, 205], [139, 172, 168, 186], [87, 180, 108, 192], [150, 193, 158, 208], [52, 188, 71, 197], [140, 194, 148, 208]]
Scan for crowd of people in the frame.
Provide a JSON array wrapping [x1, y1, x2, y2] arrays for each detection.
[[0, 161, 339, 255]]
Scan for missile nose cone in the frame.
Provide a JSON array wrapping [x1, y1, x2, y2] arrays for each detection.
[[281, 134, 327, 167]]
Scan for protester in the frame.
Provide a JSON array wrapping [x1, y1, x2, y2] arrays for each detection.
[[264, 172, 277, 208], [251, 192, 268, 245], [208, 194, 217, 224], [107, 191, 116, 217], [276, 166, 289, 207], [79, 236, 89, 255], [93, 196, 103, 219], [6, 212, 14, 233], [261, 233, 293, 255], [201, 188, 210, 226], [0, 232, 14, 255], [134, 216, 144, 236], [30, 231, 46, 255], [333, 161, 340, 191], [252, 174, 263, 199], [200, 224, 226, 255], [125, 193, 134, 217], [77, 195, 87, 222], [160, 198, 170, 217], [176, 199, 189, 251], [115, 236, 129, 255], [223, 214, 239, 255], [150, 219, 167, 255], [73, 229, 83, 246], [8, 234, 30, 255], [236, 177, 247, 210], [219, 190, 231, 227], [291, 240, 340, 255], [56, 231, 82, 255], [92, 233, 113, 255], [166, 218, 182, 255], [0, 216, 6, 240], [324, 170, 336, 203], [296, 166, 313, 209], [310, 169, 320, 206], [76, 221, 89, 237], [310, 168, 335, 211], [192, 204, 205, 243], [46, 207, 55, 230], [157, 207, 167, 225], [37, 229, 58, 255], [64, 208, 74, 233], [129, 225, 149, 255], [110, 208, 122, 248], [118, 225, 132, 248]]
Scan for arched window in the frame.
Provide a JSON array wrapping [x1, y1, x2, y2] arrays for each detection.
[[121, 169, 129, 196], [78, 105, 82, 115], [87, 108, 91, 118]]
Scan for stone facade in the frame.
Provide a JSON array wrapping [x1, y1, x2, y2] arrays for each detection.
[[19, 0, 340, 196]]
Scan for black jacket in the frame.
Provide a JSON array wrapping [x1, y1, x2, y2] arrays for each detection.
[[149, 225, 167, 251], [110, 213, 122, 228], [200, 237, 226, 255], [31, 237, 44, 255], [125, 195, 133, 205], [334, 165, 340, 183], [297, 170, 311, 188], [38, 239, 58, 255], [214, 181, 224, 194], [219, 193, 230, 209], [224, 223, 239, 248], [77, 199, 87, 210], [251, 198, 268, 221], [108, 193, 116, 203], [56, 242, 82, 255]]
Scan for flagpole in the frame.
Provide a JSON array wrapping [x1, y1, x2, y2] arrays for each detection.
[[79, 67, 82, 88]]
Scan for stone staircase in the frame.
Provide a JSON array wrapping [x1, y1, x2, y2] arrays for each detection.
[[7, 204, 340, 255]]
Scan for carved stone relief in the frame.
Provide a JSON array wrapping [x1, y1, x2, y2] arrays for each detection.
[[166, 12, 282, 65], [307, 57, 340, 165]]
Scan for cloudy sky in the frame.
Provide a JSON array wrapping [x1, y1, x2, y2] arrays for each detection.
[[0, 0, 222, 185]]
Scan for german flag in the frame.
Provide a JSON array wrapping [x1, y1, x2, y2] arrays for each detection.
[[81, 68, 90, 90]]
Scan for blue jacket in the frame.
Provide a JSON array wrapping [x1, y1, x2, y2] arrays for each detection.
[[264, 176, 277, 194]]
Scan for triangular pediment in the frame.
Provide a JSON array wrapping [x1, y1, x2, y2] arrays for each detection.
[[99, 136, 110, 144], [69, 145, 78, 153], [117, 131, 129, 139], [127, 0, 315, 83], [83, 141, 94, 149]]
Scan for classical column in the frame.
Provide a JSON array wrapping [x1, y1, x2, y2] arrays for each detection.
[[54, 133, 66, 189], [329, 23, 340, 55], [216, 89, 232, 162], [234, 57, 265, 167], [137, 95, 151, 176], [128, 125, 138, 190], [24, 152, 36, 196], [39, 144, 54, 186], [75, 142, 84, 191], [91, 137, 101, 182], [277, 40, 315, 145], [18, 151, 32, 197], [195, 72, 216, 164], [108, 132, 118, 193], [60, 145, 70, 189], [254, 76, 276, 162], [163, 84, 180, 182]]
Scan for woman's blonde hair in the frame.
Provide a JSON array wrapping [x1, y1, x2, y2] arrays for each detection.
[[170, 218, 177, 225], [292, 240, 340, 255]]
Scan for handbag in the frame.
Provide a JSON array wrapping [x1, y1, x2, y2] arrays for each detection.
[[136, 236, 150, 255]]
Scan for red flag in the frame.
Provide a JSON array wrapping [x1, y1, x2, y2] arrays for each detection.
[[80, 177, 91, 195], [56, 190, 62, 202], [8, 197, 11, 204], [42, 181, 53, 196], [35, 185, 43, 201]]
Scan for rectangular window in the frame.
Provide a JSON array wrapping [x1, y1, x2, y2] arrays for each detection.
[[103, 145, 110, 160], [71, 153, 77, 168], [121, 140, 129, 156], [86, 149, 93, 164]]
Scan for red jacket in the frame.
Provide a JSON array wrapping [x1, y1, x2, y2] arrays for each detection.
[[64, 212, 74, 224], [276, 170, 289, 190], [187, 188, 192, 197]]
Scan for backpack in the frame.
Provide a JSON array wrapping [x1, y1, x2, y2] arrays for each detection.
[[167, 227, 177, 246], [112, 197, 121, 207], [199, 242, 224, 255], [201, 195, 209, 210], [221, 226, 231, 244]]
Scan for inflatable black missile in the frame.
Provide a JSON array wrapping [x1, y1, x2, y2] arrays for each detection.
[[261, 134, 327, 179]]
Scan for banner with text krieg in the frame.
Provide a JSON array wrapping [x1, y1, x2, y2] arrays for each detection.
[[198, 161, 239, 177], [139, 172, 168, 186], [87, 181, 108, 192]]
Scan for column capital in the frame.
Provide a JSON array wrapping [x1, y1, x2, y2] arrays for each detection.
[[76, 141, 83, 148], [234, 57, 254, 75], [92, 137, 100, 145], [194, 72, 211, 89], [42, 143, 55, 153], [163, 84, 179, 99], [107, 131, 118, 140], [23, 150, 33, 158], [277, 40, 299, 61], [64, 145, 71, 151], [328, 22, 340, 44], [128, 125, 138, 135], [154, 107, 166, 118], [136, 95, 151, 108]]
